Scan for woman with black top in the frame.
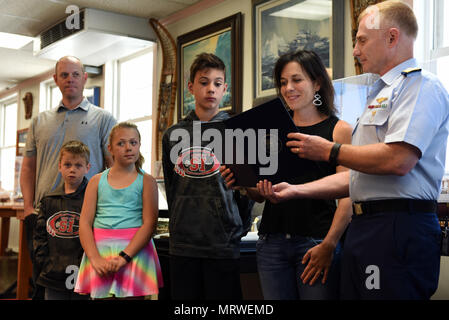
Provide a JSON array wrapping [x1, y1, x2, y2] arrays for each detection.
[[222, 50, 353, 300]]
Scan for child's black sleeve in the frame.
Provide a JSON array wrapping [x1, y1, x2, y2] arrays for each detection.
[[162, 131, 174, 210], [33, 200, 49, 270]]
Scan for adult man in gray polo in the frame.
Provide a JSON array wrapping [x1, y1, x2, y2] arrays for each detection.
[[20, 56, 116, 299]]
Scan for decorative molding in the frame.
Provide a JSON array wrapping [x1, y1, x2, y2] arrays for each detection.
[[149, 18, 177, 161], [159, 0, 226, 26], [22, 92, 33, 119]]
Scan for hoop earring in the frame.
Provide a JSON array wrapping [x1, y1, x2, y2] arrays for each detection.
[[313, 92, 322, 106]]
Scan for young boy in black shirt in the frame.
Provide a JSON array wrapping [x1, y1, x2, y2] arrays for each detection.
[[33, 140, 91, 300], [162, 53, 252, 299]]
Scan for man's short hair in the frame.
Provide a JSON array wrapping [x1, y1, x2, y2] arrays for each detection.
[[54, 56, 85, 75], [189, 53, 226, 83], [359, 0, 418, 39], [59, 140, 90, 164]]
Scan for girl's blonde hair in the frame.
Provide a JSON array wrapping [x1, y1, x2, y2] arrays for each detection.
[[109, 122, 145, 173]]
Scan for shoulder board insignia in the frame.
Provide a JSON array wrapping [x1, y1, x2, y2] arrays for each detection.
[[401, 68, 421, 76]]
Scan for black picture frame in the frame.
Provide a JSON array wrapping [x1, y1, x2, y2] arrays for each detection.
[[177, 13, 243, 120], [252, 0, 345, 102]]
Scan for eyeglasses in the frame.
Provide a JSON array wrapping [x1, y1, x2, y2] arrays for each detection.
[[58, 72, 82, 79]]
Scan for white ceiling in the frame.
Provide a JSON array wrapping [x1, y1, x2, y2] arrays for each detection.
[[0, 0, 202, 92]]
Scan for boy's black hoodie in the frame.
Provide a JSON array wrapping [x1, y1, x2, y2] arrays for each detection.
[[33, 177, 87, 292], [162, 110, 252, 259]]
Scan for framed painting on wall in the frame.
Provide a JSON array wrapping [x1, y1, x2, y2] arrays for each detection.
[[85, 86, 101, 107], [16, 128, 28, 156], [177, 13, 243, 120], [253, 0, 345, 101]]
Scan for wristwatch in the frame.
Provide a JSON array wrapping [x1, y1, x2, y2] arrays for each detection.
[[329, 143, 342, 167], [119, 250, 132, 263]]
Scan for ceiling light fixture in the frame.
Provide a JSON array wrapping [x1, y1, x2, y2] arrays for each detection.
[[0, 32, 34, 50]]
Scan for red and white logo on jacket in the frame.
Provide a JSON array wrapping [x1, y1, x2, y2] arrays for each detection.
[[46, 211, 80, 238], [174, 146, 220, 178]]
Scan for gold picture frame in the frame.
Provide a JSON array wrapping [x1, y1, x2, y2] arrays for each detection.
[[16, 128, 28, 156]]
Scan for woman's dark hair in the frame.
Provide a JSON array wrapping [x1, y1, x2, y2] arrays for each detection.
[[273, 50, 336, 116]]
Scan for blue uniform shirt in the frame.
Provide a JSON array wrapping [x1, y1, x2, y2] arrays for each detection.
[[350, 58, 449, 201]]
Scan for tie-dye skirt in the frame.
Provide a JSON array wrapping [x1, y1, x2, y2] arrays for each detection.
[[74, 227, 163, 298]]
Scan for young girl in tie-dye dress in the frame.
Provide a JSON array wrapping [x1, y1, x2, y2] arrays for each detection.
[[75, 122, 163, 299]]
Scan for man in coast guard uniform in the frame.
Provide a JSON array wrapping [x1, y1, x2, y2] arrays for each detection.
[[265, 1, 449, 299], [344, 60, 447, 299]]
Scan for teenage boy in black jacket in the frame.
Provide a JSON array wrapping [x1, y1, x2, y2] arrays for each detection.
[[33, 140, 91, 300], [162, 53, 252, 300]]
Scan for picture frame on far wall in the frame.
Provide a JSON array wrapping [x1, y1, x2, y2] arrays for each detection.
[[253, 0, 345, 101], [85, 86, 101, 107], [177, 13, 242, 120], [16, 128, 28, 156]]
